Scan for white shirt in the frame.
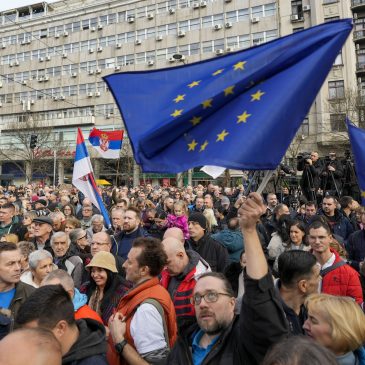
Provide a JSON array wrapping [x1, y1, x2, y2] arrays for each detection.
[[321, 253, 336, 271], [130, 303, 167, 355]]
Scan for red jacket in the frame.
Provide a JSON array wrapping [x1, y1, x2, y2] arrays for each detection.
[[321, 249, 363, 305], [75, 304, 103, 324]]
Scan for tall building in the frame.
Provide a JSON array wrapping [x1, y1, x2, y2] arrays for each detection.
[[0, 0, 358, 185]]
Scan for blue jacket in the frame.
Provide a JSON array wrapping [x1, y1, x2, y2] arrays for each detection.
[[111, 227, 147, 260], [212, 230, 244, 263], [318, 209, 354, 242]]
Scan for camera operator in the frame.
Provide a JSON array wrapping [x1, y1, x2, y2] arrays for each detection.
[[321, 152, 343, 197], [297, 151, 323, 202], [341, 150, 361, 201]]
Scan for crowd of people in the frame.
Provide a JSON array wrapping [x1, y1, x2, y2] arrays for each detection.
[[0, 169, 364, 364]]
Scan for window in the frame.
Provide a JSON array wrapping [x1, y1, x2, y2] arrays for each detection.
[[291, 0, 303, 18], [298, 117, 309, 136], [333, 51, 343, 66], [264, 3, 276, 16], [328, 80, 344, 99], [238, 9, 249, 21], [251, 6, 263, 18], [330, 114, 346, 132]]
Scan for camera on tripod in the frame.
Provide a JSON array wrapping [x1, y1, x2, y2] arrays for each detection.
[[297, 153, 311, 164]]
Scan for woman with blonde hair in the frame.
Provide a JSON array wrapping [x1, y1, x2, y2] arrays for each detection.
[[304, 293, 365, 364], [203, 207, 218, 233]]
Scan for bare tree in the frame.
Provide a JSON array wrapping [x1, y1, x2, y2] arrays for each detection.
[[0, 112, 63, 183]]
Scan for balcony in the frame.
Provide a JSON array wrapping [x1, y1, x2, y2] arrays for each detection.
[[352, 0, 365, 10], [354, 29, 365, 42]]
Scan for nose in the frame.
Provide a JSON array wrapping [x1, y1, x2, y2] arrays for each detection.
[[302, 319, 310, 331]]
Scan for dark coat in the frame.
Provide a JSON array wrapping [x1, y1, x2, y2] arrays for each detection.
[[186, 234, 229, 272], [167, 273, 288, 365], [9, 281, 35, 327], [347, 229, 365, 271]]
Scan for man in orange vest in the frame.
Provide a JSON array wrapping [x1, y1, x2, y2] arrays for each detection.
[[108, 237, 177, 365]]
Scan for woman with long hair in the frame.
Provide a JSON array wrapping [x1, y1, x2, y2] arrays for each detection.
[[80, 251, 131, 325]]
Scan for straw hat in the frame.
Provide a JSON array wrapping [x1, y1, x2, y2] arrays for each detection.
[[85, 251, 117, 273]]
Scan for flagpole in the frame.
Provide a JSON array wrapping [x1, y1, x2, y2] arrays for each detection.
[[256, 170, 276, 195]]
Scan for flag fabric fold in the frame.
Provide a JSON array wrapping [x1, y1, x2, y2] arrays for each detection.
[[72, 128, 111, 227], [88, 128, 123, 159], [104, 19, 352, 173], [346, 119, 365, 206]]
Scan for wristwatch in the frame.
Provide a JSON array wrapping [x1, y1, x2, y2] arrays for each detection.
[[114, 339, 128, 354]]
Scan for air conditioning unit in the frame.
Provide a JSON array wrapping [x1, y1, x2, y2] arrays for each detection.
[[0, 102, 2, 107], [20, 41, 27, 45], [168, 57, 175, 63], [215, 49, 224, 55], [9, 62, 14, 67], [62, 52, 68, 58], [43, 75, 49, 81], [116, 43, 122, 49], [55, 33, 60, 38], [88, 70, 95, 75], [87, 92, 93, 97], [127, 16, 135, 23], [97, 24, 103, 30], [14, 60, 19, 66], [193, 2, 200, 9], [95, 91, 101, 97], [89, 48, 94, 53], [303, 5, 311, 11], [71, 72, 77, 77], [30, 99, 35, 104], [147, 13, 154, 19], [148, 60, 154, 66], [251, 17, 260, 23], [39, 57, 44, 62], [114, 66, 121, 71], [290, 14, 299, 21], [169, 8, 175, 14], [178, 30, 186, 37], [200, 1, 207, 7], [214, 24, 222, 30], [156, 35, 163, 41], [1, 43, 6, 49], [357, 43, 360, 50], [38, 76, 43, 82], [63, 31, 68, 37], [225, 0, 232, 2], [59, 95, 65, 100], [52, 96, 58, 101], [106, 113, 111, 119], [95, 68, 101, 74], [21, 80, 27, 85], [90, 26, 96, 32], [226, 47, 234, 52], [135, 39, 142, 45], [225, 22, 233, 28], [97, 46, 103, 52], [45, 55, 51, 61]]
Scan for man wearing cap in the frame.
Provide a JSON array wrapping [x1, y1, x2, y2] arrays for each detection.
[[186, 212, 229, 272], [32, 215, 54, 256], [0, 203, 27, 240]]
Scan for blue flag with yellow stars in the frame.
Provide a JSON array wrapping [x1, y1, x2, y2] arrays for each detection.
[[346, 119, 365, 206], [104, 19, 352, 173]]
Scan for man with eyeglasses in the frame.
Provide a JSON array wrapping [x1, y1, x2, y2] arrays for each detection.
[[167, 192, 288, 365]]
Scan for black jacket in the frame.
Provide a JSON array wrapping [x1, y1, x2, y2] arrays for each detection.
[[321, 158, 343, 192], [186, 234, 229, 272], [297, 158, 323, 191], [167, 272, 288, 365], [62, 318, 108, 365]]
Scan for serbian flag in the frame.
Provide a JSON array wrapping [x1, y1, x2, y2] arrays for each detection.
[[88, 128, 123, 159], [72, 128, 111, 227]]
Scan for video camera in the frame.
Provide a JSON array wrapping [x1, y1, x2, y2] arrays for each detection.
[[297, 153, 311, 163]]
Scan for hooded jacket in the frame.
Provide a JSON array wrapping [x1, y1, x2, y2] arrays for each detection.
[[62, 318, 107, 365], [73, 289, 103, 324], [212, 229, 244, 262]]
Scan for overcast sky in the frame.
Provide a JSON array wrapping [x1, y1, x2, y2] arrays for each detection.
[[0, 0, 57, 12]]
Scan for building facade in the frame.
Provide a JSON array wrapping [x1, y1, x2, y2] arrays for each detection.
[[0, 0, 359, 185]]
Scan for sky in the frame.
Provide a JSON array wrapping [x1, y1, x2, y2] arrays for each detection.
[[0, 0, 57, 12]]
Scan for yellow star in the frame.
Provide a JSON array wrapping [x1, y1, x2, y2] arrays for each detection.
[[188, 80, 201, 88], [174, 94, 185, 103], [190, 116, 202, 126], [233, 61, 247, 71], [188, 140, 198, 151], [201, 99, 213, 109], [212, 69, 224, 76], [224, 86, 235, 97], [361, 191, 365, 198], [216, 129, 229, 142], [237, 111, 251, 124], [171, 109, 183, 118], [251, 90, 265, 101], [200, 140, 208, 152]]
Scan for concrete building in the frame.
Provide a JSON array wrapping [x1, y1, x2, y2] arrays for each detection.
[[0, 0, 359, 185]]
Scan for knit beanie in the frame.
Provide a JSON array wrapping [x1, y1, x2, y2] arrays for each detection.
[[188, 212, 207, 230]]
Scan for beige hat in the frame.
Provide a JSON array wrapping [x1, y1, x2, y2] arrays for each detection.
[[86, 251, 117, 273]]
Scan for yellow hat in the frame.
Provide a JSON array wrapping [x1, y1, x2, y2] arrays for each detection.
[[86, 251, 117, 273]]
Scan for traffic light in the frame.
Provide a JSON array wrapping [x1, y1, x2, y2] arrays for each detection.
[[30, 134, 38, 149]]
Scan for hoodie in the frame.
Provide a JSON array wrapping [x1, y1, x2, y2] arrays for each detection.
[[62, 318, 107, 365]]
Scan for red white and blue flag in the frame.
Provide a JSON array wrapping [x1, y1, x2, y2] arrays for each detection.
[[88, 128, 123, 159], [72, 128, 111, 227]]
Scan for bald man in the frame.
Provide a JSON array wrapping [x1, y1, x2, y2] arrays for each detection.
[[160, 237, 210, 335], [163, 227, 185, 244], [0, 328, 62, 365]]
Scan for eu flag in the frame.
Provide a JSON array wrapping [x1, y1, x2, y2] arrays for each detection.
[[346, 119, 365, 206], [104, 19, 352, 173]]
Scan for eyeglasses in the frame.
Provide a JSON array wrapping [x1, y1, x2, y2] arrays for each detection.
[[190, 291, 232, 305], [91, 241, 109, 246], [77, 234, 87, 240]]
